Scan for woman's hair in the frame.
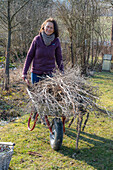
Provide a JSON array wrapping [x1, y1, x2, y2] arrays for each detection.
[[39, 18, 59, 38]]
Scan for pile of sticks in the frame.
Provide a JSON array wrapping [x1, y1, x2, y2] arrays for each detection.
[[28, 68, 108, 149], [29, 68, 101, 117]]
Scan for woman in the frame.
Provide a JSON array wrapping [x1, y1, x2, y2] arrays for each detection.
[[22, 18, 64, 84]]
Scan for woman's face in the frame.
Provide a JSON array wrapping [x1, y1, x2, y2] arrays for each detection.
[[44, 22, 54, 35]]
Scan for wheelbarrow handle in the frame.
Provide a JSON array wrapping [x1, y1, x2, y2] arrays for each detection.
[[22, 75, 30, 87], [25, 78, 30, 86], [0, 142, 15, 146]]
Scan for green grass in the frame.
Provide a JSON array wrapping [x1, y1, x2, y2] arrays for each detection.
[[0, 114, 113, 170], [91, 71, 113, 113], [0, 71, 113, 170]]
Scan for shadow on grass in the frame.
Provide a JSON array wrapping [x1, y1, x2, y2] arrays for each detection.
[[93, 71, 113, 82], [59, 127, 113, 169]]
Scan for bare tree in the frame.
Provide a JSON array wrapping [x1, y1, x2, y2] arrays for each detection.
[[11, 0, 53, 60], [0, 0, 30, 90], [53, 0, 111, 74]]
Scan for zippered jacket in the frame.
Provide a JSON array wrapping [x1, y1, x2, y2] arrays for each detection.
[[22, 34, 64, 75]]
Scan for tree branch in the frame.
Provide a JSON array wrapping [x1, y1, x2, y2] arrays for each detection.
[[0, 23, 7, 31], [10, 0, 31, 23], [0, 16, 7, 25], [0, 10, 8, 20], [11, 20, 23, 29]]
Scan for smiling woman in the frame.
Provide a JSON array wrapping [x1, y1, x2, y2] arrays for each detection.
[[22, 17, 64, 84], [44, 22, 54, 36]]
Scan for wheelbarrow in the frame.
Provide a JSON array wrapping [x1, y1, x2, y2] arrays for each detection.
[[25, 80, 74, 151]]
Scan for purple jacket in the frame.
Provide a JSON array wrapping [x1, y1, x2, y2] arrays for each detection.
[[22, 34, 64, 75]]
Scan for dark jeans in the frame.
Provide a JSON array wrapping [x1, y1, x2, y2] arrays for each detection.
[[31, 72, 52, 84]]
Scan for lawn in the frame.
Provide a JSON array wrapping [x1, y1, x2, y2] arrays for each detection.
[[91, 71, 113, 113], [0, 71, 113, 170]]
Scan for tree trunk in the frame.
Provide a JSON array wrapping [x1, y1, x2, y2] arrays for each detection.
[[81, 40, 87, 75], [5, 0, 11, 90], [70, 35, 74, 67]]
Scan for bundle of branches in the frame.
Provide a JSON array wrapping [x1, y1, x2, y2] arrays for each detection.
[[27, 68, 109, 149], [28, 68, 105, 118]]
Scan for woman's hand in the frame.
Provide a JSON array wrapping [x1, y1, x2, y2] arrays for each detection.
[[22, 75, 30, 86], [22, 74, 27, 81]]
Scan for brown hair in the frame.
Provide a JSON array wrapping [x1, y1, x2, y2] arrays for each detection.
[[39, 18, 59, 38]]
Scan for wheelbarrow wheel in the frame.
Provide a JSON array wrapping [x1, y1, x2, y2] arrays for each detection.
[[50, 118, 63, 151]]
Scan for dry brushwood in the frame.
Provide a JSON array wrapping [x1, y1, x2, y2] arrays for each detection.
[[26, 68, 109, 150], [27, 68, 106, 118]]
